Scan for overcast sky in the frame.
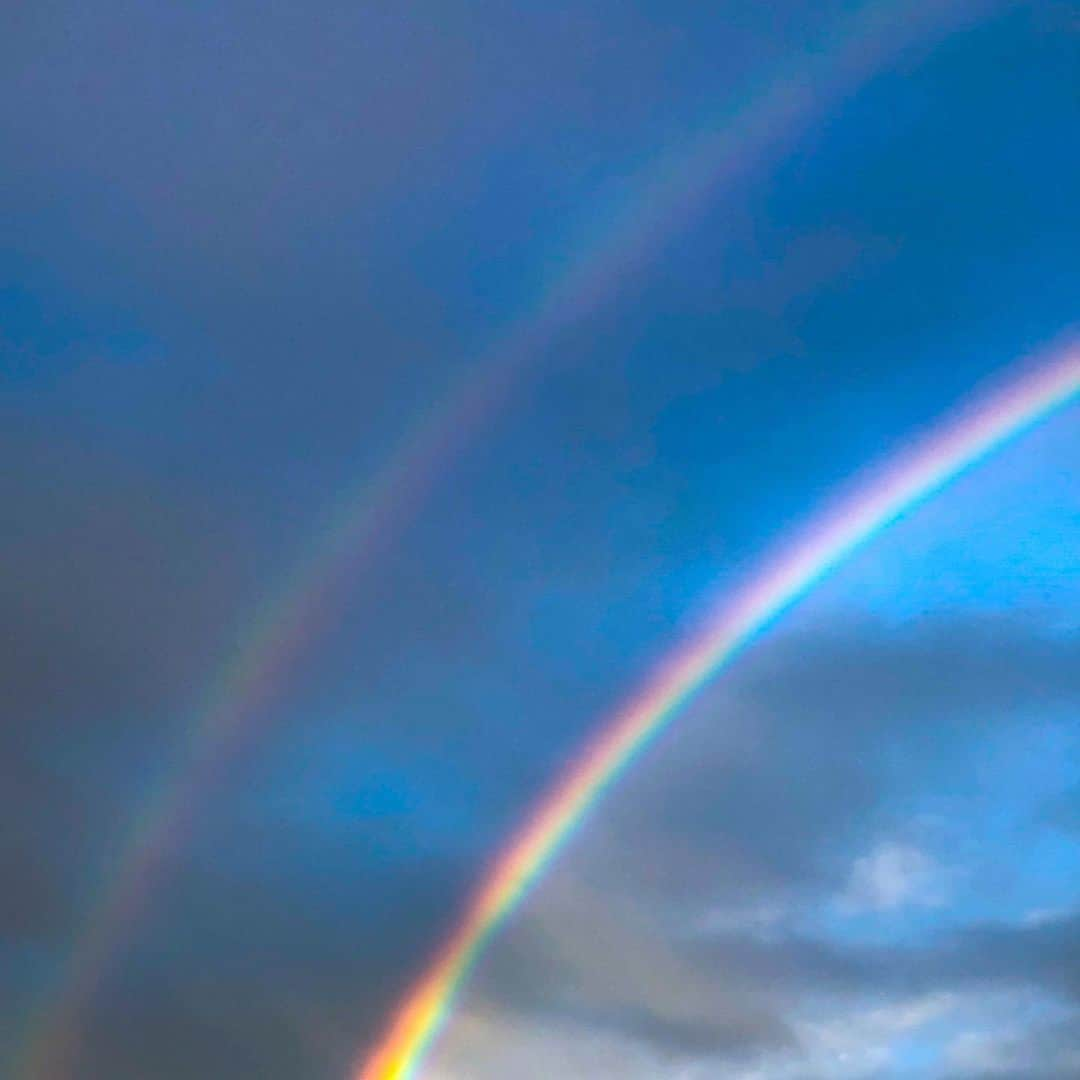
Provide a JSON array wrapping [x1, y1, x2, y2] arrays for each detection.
[[2, 2, 1078, 1078]]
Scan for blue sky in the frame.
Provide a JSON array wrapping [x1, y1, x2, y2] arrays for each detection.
[[2, 1, 1078, 1077]]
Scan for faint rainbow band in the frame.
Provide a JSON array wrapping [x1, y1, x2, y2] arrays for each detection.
[[13, 2, 996, 1076], [356, 334, 1080, 1080]]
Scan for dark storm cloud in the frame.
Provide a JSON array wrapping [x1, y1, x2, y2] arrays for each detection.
[[1, 0, 801, 376], [75, 974, 352, 1080], [1, 3, 474, 283], [9, 820, 479, 1080], [0, 767, 73, 941], [0, 431, 266, 948], [0, 439, 255, 714]]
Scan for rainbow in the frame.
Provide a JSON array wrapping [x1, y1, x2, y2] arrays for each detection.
[[355, 335, 1080, 1080], [13, 2, 995, 1076]]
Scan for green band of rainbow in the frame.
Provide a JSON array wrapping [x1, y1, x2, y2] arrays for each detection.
[[356, 336, 1080, 1080]]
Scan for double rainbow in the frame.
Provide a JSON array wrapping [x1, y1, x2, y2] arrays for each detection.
[[13, 2, 1004, 1075], [357, 336, 1080, 1079]]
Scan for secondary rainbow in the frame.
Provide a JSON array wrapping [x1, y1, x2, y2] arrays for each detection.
[[356, 335, 1080, 1080], [15, 3, 983, 1077]]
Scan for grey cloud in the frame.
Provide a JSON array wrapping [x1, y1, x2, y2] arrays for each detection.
[[570, 611, 1080, 906], [946, 1013, 1080, 1078], [450, 908, 1080, 1076], [943, 910, 1080, 1001], [430, 610, 1080, 1076], [690, 908, 1080, 1005], [460, 872, 794, 1065]]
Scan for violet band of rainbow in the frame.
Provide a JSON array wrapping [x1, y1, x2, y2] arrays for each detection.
[[356, 335, 1080, 1080]]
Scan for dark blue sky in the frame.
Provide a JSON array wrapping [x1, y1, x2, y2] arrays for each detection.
[[3, 2, 1078, 1077]]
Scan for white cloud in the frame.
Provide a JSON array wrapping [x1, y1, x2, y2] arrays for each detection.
[[694, 899, 791, 938], [839, 841, 947, 914], [733, 992, 956, 1080], [943, 991, 1080, 1076]]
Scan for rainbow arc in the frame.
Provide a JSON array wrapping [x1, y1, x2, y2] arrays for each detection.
[[357, 337, 1080, 1080]]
